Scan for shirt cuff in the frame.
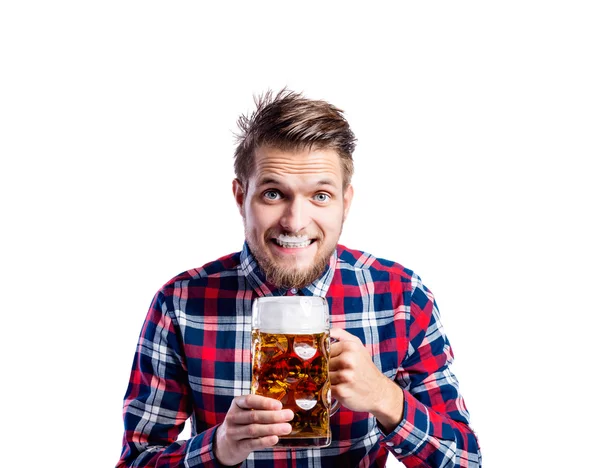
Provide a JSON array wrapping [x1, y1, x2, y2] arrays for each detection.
[[379, 389, 434, 459], [184, 425, 241, 468]]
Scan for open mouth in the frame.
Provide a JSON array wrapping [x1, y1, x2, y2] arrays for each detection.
[[270, 235, 315, 249]]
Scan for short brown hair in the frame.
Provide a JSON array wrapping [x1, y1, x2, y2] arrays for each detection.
[[234, 89, 356, 189]]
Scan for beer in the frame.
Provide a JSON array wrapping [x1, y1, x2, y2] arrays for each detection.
[[251, 296, 335, 447], [251, 330, 331, 446]]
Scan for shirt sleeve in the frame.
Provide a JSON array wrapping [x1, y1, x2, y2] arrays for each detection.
[[116, 289, 224, 468], [380, 275, 482, 467]]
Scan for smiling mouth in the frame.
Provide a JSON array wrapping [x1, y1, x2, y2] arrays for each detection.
[[270, 235, 315, 249]]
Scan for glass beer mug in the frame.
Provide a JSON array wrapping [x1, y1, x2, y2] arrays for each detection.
[[251, 296, 339, 448]]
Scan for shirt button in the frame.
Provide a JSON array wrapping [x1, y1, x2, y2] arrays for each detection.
[[386, 442, 394, 447], [290, 288, 298, 294]]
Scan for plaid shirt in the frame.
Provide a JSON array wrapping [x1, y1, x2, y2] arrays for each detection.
[[117, 243, 481, 467]]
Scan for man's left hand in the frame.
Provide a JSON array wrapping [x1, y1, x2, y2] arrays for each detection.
[[329, 328, 405, 432]]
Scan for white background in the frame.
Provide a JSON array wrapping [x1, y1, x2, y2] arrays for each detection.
[[1, 2, 598, 467]]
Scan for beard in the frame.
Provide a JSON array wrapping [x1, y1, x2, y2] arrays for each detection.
[[258, 253, 331, 290], [246, 226, 339, 290]]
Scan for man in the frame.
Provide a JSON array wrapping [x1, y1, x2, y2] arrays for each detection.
[[117, 90, 481, 467]]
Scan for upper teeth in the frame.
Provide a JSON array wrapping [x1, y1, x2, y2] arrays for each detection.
[[276, 235, 311, 248]]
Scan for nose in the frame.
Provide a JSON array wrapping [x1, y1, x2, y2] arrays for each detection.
[[279, 197, 310, 234]]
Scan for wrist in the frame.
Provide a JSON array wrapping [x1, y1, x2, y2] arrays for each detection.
[[213, 426, 231, 467], [213, 425, 244, 468], [371, 378, 404, 433]]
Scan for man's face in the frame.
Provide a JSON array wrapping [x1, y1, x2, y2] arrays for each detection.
[[233, 146, 354, 289]]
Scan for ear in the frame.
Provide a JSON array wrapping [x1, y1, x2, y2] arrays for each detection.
[[342, 183, 354, 221], [232, 178, 245, 217]]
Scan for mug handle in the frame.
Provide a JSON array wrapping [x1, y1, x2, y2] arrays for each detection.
[[329, 335, 341, 416], [330, 398, 341, 416]]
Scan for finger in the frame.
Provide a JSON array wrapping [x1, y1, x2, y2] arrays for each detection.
[[230, 409, 294, 425], [330, 328, 362, 344], [238, 435, 280, 452], [330, 339, 361, 359], [329, 355, 347, 371], [330, 384, 348, 402], [330, 369, 352, 385], [235, 421, 293, 439], [234, 394, 283, 411], [330, 342, 344, 359]]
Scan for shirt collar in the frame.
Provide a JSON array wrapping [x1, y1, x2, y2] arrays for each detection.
[[240, 241, 337, 298]]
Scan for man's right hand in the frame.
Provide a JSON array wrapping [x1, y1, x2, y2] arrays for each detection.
[[214, 394, 294, 466]]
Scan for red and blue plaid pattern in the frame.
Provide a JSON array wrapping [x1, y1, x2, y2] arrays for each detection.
[[117, 243, 481, 467]]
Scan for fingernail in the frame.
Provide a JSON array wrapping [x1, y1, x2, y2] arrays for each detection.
[[283, 409, 294, 420]]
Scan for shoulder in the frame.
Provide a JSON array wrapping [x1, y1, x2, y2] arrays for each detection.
[[157, 250, 242, 294], [336, 244, 415, 282], [336, 244, 433, 298], [337, 246, 437, 326]]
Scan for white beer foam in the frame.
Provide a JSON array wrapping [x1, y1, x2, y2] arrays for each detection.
[[252, 296, 329, 334]]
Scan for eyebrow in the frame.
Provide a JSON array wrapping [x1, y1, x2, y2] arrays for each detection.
[[256, 177, 339, 189], [256, 177, 282, 187], [315, 178, 338, 188]]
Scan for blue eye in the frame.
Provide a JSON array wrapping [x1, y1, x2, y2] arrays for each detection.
[[314, 193, 330, 203], [264, 190, 281, 200]]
